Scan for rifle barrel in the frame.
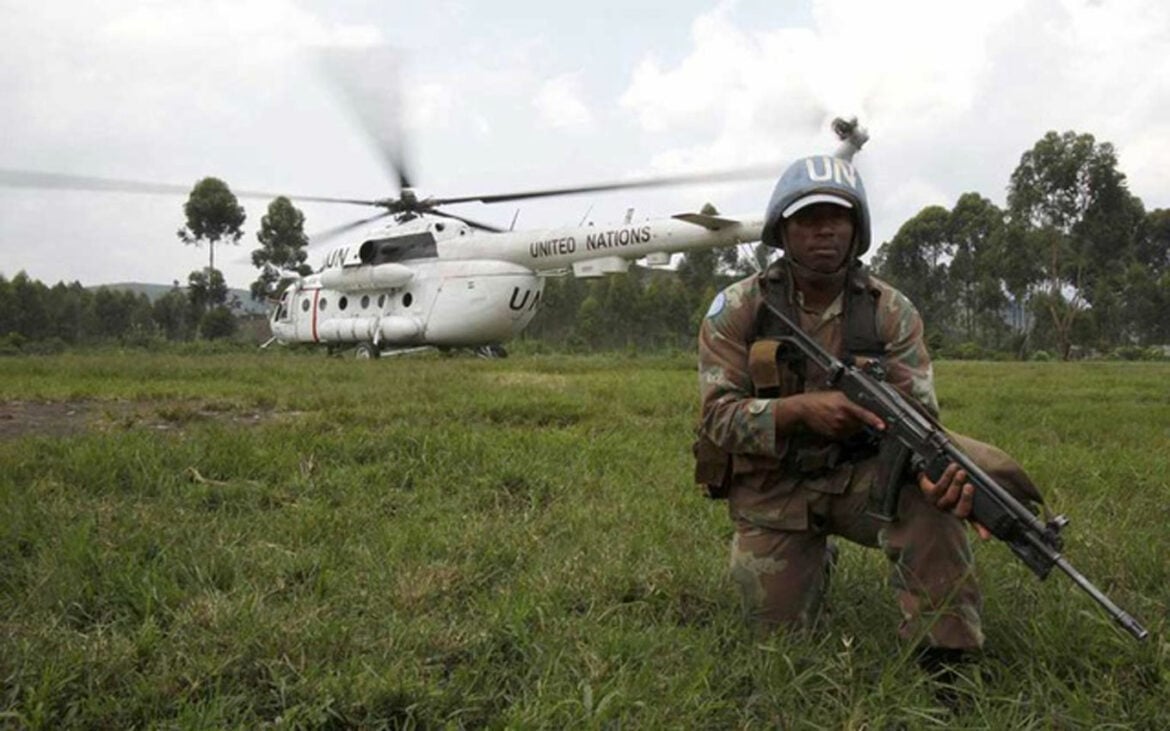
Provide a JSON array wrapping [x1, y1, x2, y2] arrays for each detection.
[[1052, 554, 1149, 641]]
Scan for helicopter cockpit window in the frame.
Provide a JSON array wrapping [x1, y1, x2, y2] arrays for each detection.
[[361, 232, 438, 264], [339, 296, 348, 311]]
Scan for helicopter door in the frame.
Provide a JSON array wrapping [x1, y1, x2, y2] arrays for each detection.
[[293, 289, 320, 342], [274, 291, 292, 322]]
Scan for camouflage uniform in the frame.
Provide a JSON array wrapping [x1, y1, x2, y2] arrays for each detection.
[[698, 259, 984, 650]]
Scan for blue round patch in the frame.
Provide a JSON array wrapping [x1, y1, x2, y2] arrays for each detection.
[[705, 292, 726, 319]]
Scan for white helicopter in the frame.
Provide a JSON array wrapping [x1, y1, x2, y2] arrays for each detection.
[[258, 116, 869, 358]]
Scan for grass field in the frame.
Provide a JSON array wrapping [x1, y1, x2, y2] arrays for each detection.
[[1, 352, 1167, 729]]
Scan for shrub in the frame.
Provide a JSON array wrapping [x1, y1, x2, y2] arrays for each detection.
[[1110, 345, 1147, 361]]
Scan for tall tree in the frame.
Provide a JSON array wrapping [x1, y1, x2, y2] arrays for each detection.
[[871, 205, 953, 340], [250, 196, 312, 301], [1007, 131, 1135, 358], [177, 177, 246, 275], [947, 193, 1009, 345]]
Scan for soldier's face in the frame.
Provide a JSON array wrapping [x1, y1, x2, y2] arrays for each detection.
[[783, 203, 855, 274]]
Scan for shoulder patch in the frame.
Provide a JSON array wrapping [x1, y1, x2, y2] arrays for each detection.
[[705, 292, 726, 319]]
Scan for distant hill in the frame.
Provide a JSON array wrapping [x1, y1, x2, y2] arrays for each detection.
[[87, 282, 270, 316]]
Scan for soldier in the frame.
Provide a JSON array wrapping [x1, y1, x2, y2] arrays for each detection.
[[696, 154, 990, 663]]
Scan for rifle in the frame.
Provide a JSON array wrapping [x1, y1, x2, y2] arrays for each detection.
[[761, 298, 1149, 642]]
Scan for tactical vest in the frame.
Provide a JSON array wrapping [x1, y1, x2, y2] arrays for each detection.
[[694, 263, 886, 499]]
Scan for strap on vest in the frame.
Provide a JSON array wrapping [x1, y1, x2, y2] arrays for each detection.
[[756, 262, 885, 361]]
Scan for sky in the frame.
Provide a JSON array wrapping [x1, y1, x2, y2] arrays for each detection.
[[2, 0, 1168, 290]]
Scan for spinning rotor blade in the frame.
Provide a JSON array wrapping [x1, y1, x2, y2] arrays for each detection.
[[1, 168, 199, 197], [429, 164, 781, 206], [317, 46, 414, 192], [0, 168, 385, 208], [307, 211, 395, 247]]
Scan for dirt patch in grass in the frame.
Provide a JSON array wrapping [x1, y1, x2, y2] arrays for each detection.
[[0, 401, 96, 440], [0, 400, 294, 441]]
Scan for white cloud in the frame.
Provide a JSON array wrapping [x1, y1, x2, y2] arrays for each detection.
[[532, 73, 595, 131]]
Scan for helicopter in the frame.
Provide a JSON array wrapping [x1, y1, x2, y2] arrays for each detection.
[[258, 116, 867, 358]]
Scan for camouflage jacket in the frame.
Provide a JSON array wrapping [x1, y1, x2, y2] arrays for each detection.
[[698, 261, 938, 463]]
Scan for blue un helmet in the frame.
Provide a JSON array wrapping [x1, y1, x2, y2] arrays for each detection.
[[759, 154, 872, 257]]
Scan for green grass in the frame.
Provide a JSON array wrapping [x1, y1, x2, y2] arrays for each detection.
[[1, 353, 1167, 728]]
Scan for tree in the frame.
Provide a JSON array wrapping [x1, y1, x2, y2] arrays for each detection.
[[1007, 131, 1136, 359], [177, 177, 246, 274], [1114, 208, 1170, 345], [251, 196, 312, 301], [93, 287, 152, 341], [1136, 208, 1170, 274], [871, 205, 953, 341], [46, 281, 94, 344], [947, 193, 1009, 346], [187, 268, 229, 321], [8, 272, 49, 339], [153, 284, 195, 341]]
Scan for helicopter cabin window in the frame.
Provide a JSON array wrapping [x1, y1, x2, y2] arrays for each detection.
[[361, 295, 370, 310], [301, 299, 310, 313], [378, 294, 386, 308], [320, 298, 328, 311], [360, 232, 438, 264], [403, 293, 413, 308], [339, 296, 348, 311]]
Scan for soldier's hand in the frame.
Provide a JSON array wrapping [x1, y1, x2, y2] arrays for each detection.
[[793, 391, 885, 439], [918, 463, 992, 540]]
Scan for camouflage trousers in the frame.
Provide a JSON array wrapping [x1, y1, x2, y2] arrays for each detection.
[[727, 456, 983, 649]]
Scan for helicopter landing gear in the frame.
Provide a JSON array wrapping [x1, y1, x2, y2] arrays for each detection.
[[354, 341, 380, 360], [474, 344, 508, 359]]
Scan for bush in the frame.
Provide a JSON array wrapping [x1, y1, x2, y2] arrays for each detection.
[[199, 307, 238, 340], [1110, 345, 1148, 361], [1030, 350, 1053, 362], [0, 333, 24, 356], [22, 337, 68, 355], [947, 341, 987, 361]]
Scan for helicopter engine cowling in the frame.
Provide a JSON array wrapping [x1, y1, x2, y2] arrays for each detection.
[[319, 263, 414, 291]]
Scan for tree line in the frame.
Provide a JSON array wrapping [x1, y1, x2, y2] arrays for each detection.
[[2, 129, 1167, 358], [871, 131, 1170, 360], [0, 273, 241, 352]]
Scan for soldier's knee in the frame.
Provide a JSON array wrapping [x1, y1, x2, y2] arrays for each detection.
[[728, 528, 827, 631]]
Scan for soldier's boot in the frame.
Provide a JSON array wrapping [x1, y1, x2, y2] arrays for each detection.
[[916, 646, 975, 713]]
